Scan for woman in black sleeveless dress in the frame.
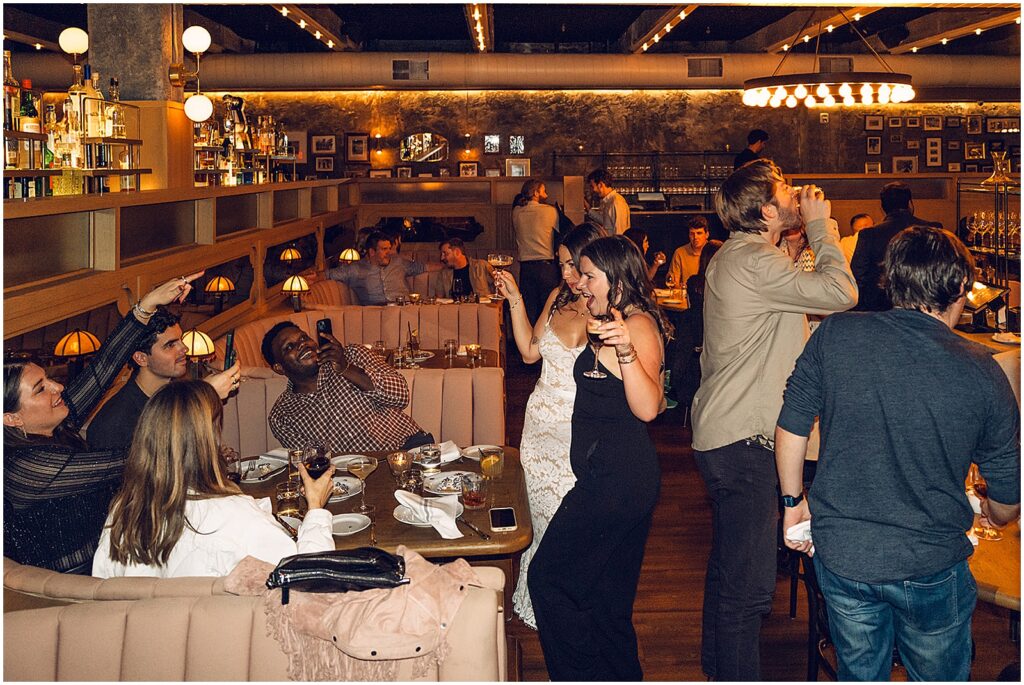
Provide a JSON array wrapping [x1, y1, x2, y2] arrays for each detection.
[[529, 235, 672, 681]]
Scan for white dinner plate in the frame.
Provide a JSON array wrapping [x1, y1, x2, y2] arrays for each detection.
[[332, 513, 371, 536], [240, 456, 288, 483], [393, 501, 465, 527], [278, 514, 302, 531], [436, 298, 454, 304], [331, 454, 365, 470], [422, 471, 474, 496], [328, 476, 363, 503], [409, 350, 435, 362], [459, 444, 501, 462], [992, 332, 1021, 344]]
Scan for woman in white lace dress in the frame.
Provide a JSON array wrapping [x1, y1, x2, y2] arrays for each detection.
[[494, 223, 605, 628]]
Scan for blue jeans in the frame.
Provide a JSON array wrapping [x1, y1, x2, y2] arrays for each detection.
[[814, 556, 976, 681]]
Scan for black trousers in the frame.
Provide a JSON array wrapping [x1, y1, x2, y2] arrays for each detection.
[[694, 440, 779, 681], [528, 482, 654, 681], [401, 431, 435, 450], [518, 260, 561, 326]]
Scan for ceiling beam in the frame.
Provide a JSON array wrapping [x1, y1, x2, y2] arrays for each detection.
[[889, 8, 1021, 54], [767, 7, 882, 53], [2, 6, 68, 52], [618, 5, 699, 54], [733, 7, 881, 53], [3, 30, 60, 53], [274, 4, 358, 51], [183, 8, 254, 54], [464, 3, 494, 53]]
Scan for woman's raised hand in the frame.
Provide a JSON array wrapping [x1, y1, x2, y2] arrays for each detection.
[[298, 461, 336, 510], [596, 307, 633, 353], [139, 272, 205, 313], [494, 270, 522, 299]]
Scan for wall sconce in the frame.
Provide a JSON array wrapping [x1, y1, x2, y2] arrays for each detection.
[[54, 328, 100, 379], [168, 25, 214, 122], [282, 275, 310, 312], [463, 133, 472, 155], [204, 275, 236, 314], [374, 133, 383, 156], [58, 27, 89, 64], [339, 248, 360, 263], [181, 327, 215, 379]]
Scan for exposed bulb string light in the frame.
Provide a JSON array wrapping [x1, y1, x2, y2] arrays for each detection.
[[640, 7, 693, 52], [276, 5, 342, 51]]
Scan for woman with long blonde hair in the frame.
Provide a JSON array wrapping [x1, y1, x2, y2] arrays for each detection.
[[93, 381, 335, 577]]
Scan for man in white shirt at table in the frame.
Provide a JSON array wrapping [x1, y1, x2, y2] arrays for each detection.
[[585, 168, 630, 236]]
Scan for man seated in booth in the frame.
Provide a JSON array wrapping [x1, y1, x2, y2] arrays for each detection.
[[262, 322, 434, 452], [87, 307, 235, 450], [432, 237, 494, 300], [325, 231, 442, 305]]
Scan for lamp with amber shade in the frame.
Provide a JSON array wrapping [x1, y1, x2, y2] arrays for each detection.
[[282, 275, 310, 313], [204, 275, 236, 314], [181, 328, 215, 379], [54, 329, 101, 380], [280, 247, 302, 263], [339, 248, 360, 263]]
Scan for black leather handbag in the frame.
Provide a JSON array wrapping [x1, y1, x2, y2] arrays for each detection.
[[266, 547, 409, 604]]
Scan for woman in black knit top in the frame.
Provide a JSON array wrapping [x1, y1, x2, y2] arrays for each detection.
[[2, 273, 239, 574]]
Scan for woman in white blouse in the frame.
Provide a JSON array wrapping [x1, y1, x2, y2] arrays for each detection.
[[93, 381, 335, 578]]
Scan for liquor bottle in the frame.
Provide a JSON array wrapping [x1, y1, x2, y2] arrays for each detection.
[[276, 122, 289, 156], [106, 77, 126, 138], [18, 80, 40, 133], [82, 65, 103, 138], [62, 96, 82, 168], [43, 104, 57, 168], [3, 51, 20, 131], [67, 63, 86, 137]]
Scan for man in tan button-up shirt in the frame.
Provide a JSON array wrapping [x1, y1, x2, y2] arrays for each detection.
[[690, 159, 856, 681]]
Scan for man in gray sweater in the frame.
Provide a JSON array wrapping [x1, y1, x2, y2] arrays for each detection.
[[777, 226, 1020, 681]]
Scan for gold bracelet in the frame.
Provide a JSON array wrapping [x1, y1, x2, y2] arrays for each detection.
[[509, 296, 522, 310], [618, 352, 638, 364]]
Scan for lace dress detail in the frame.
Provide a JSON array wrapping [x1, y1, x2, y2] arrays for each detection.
[[512, 319, 584, 629]]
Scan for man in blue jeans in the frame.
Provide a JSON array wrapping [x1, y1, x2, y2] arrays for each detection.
[[776, 225, 1020, 680]]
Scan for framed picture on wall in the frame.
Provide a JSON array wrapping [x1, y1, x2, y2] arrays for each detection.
[[967, 115, 983, 134], [484, 135, 501, 154], [311, 135, 336, 154], [947, 140, 961, 150], [368, 169, 392, 178], [965, 163, 979, 172], [284, 130, 308, 163], [906, 139, 920, 150], [865, 115, 884, 130], [990, 140, 1006, 152], [892, 156, 918, 174], [945, 116, 962, 128], [505, 158, 531, 177], [485, 167, 501, 177], [925, 138, 942, 167], [947, 162, 962, 172], [459, 161, 479, 177], [395, 166, 413, 178], [905, 117, 921, 128], [890, 133, 903, 143], [964, 142, 986, 160], [923, 115, 942, 131], [315, 157, 334, 172], [865, 161, 882, 174], [887, 117, 902, 128], [346, 133, 370, 162], [866, 137, 882, 155]]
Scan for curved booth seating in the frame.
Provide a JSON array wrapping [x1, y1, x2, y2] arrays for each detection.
[[992, 349, 1020, 405], [215, 304, 502, 370], [3, 559, 507, 681], [220, 367, 506, 458]]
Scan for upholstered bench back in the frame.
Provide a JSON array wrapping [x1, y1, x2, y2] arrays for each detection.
[[216, 304, 501, 370], [221, 367, 505, 457]]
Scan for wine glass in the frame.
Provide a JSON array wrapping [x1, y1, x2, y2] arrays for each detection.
[[665, 272, 677, 292], [968, 464, 1002, 541], [487, 254, 514, 300], [348, 456, 378, 514], [584, 315, 612, 379]]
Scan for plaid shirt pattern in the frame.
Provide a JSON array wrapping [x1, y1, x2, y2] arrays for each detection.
[[268, 344, 422, 452]]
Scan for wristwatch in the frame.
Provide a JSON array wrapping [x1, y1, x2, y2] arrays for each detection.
[[780, 492, 804, 508]]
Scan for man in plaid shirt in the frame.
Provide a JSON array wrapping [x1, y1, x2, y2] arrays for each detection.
[[262, 323, 434, 452]]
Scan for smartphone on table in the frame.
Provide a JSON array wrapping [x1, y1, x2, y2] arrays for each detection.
[[223, 330, 236, 369], [489, 507, 518, 533]]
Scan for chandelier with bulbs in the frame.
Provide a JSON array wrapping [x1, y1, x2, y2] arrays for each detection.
[[742, 9, 915, 109]]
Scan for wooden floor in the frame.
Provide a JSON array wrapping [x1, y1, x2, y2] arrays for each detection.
[[502, 354, 1020, 681]]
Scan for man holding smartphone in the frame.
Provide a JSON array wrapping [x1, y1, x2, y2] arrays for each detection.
[[262, 322, 434, 452], [89, 307, 239, 449]]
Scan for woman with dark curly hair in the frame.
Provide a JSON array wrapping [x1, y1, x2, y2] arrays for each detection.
[[528, 235, 671, 681]]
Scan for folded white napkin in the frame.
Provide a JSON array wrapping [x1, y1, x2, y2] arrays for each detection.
[[457, 345, 468, 356], [437, 440, 461, 463], [785, 520, 815, 555], [394, 491, 463, 539]]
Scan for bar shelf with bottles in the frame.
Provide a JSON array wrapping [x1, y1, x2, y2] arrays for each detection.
[[956, 179, 1021, 287], [193, 115, 297, 187], [550, 150, 734, 209]]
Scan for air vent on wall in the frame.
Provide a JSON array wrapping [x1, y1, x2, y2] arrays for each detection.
[[687, 57, 723, 78], [392, 59, 429, 81], [819, 57, 854, 73]]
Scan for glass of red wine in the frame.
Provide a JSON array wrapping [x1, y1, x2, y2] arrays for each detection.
[[584, 314, 612, 379], [968, 464, 1002, 541], [303, 445, 332, 481]]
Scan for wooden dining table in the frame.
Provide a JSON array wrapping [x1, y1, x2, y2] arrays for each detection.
[[969, 520, 1021, 613], [390, 348, 500, 369]]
